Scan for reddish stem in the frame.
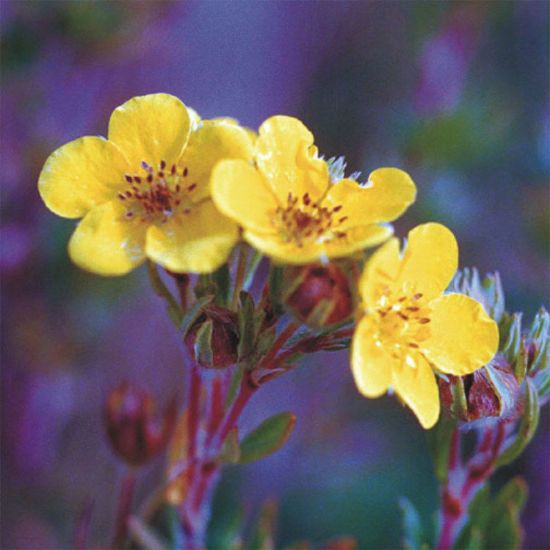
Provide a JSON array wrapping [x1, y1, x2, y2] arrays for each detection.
[[187, 365, 202, 462], [260, 321, 299, 369], [110, 472, 136, 549], [74, 498, 94, 550]]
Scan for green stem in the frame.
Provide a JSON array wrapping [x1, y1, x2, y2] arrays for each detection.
[[231, 245, 248, 310]]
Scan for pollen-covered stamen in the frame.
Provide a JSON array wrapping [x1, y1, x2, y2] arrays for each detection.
[[272, 192, 348, 247], [374, 289, 432, 359], [117, 160, 197, 223]]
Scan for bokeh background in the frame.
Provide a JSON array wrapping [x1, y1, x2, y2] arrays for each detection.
[[1, 1, 549, 548]]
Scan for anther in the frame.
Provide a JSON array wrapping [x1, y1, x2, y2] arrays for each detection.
[[413, 293, 423, 300], [160, 160, 166, 170], [187, 183, 197, 192], [182, 167, 188, 177], [124, 175, 133, 183], [332, 205, 343, 213], [418, 318, 430, 324]]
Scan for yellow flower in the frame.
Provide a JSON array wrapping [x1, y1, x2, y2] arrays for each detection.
[[351, 223, 499, 429], [38, 94, 254, 276], [211, 116, 416, 264]]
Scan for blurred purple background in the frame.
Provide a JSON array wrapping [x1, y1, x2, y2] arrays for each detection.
[[1, 1, 549, 548]]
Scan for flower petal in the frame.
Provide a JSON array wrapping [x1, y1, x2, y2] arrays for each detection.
[[108, 94, 191, 168], [422, 293, 499, 376], [68, 201, 146, 276], [178, 120, 255, 203], [38, 136, 129, 218], [256, 116, 329, 203], [324, 168, 416, 227], [211, 159, 278, 233], [351, 316, 394, 397], [243, 224, 392, 265], [145, 200, 239, 274], [359, 237, 401, 307], [398, 223, 458, 300], [392, 353, 440, 429]]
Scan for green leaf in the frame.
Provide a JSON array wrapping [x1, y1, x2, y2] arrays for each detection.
[[239, 412, 296, 464], [194, 320, 214, 368], [484, 478, 528, 550], [146, 260, 182, 326], [243, 248, 263, 290], [484, 363, 517, 415], [426, 414, 456, 483], [453, 486, 490, 550], [237, 291, 256, 360], [219, 427, 241, 464], [496, 378, 540, 467], [248, 500, 278, 550], [399, 497, 424, 550], [225, 365, 244, 409]]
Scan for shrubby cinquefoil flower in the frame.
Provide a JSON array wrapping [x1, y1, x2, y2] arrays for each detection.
[[351, 223, 499, 428], [211, 116, 416, 264], [39, 94, 253, 275]]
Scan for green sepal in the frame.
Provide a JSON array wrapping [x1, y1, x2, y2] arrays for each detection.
[[496, 378, 540, 467], [194, 273, 218, 300], [484, 363, 517, 416], [225, 364, 244, 409], [237, 291, 256, 361], [399, 497, 425, 550], [218, 427, 241, 464], [180, 295, 214, 337], [426, 414, 456, 483], [450, 377, 468, 419], [239, 412, 296, 464], [243, 248, 263, 290], [146, 260, 182, 326], [513, 339, 528, 383], [212, 263, 231, 307], [194, 319, 214, 367], [268, 266, 284, 316]]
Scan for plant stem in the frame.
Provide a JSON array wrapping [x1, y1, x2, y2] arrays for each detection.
[[111, 471, 136, 549], [260, 321, 300, 370]]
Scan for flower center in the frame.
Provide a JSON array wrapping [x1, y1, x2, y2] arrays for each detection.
[[374, 290, 431, 360], [273, 192, 348, 247], [117, 160, 197, 223]]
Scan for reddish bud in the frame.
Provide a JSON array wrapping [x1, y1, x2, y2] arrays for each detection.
[[104, 382, 177, 466], [284, 264, 352, 327], [184, 305, 239, 368]]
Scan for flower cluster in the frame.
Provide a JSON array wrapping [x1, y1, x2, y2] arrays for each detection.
[[38, 93, 500, 431]]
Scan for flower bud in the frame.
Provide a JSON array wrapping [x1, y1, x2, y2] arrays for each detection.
[[284, 264, 352, 328], [104, 382, 177, 467], [184, 305, 239, 368], [438, 357, 522, 424]]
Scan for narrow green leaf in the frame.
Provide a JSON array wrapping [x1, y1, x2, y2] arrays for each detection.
[[237, 291, 256, 360], [146, 260, 182, 326], [239, 412, 296, 464], [219, 427, 241, 464], [399, 497, 424, 550], [248, 500, 277, 550], [194, 320, 213, 368], [224, 364, 244, 409], [426, 414, 456, 483], [243, 248, 263, 290], [496, 378, 540, 467], [493, 477, 528, 513]]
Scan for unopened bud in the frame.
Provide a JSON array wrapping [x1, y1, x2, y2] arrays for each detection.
[[104, 382, 177, 466], [284, 264, 352, 328], [184, 305, 239, 368], [439, 358, 522, 424]]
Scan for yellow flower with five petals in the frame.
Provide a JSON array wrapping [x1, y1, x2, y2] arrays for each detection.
[[211, 116, 416, 264], [38, 94, 254, 276], [351, 223, 499, 429]]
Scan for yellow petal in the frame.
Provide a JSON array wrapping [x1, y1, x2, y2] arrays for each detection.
[[392, 353, 440, 429], [256, 116, 329, 203], [324, 168, 416, 227], [398, 223, 458, 300], [178, 120, 255, 203], [108, 94, 191, 168], [243, 224, 392, 265], [38, 136, 129, 219], [422, 293, 499, 376], [351, 316, 394, 397], [211, 159, 278, 233], [68, 201, 146, 276], [359, 237, 401, 307], [145, 200, 239, 274]]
